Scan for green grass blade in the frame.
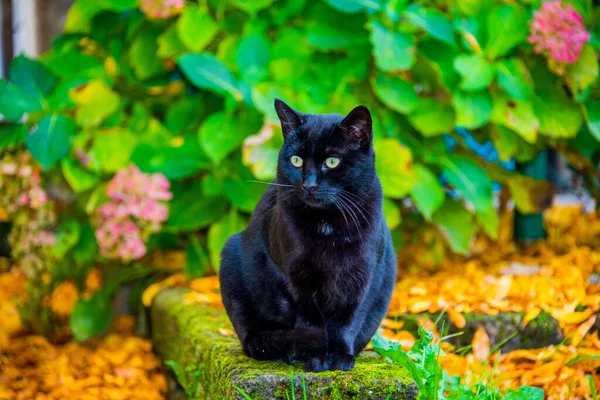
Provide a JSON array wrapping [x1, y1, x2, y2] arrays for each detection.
[[234, 386, 253, 400]]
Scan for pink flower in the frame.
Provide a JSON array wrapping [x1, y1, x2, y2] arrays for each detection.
[[140, 0, 184, 19], [528, 0, 590, 74]]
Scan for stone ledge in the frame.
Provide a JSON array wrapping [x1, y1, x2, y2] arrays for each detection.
[[150, 288, 418, 400]]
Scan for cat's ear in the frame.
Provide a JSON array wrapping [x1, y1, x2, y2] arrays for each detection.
[[340, 105, 372, 147], [274, 98, 302, 138]]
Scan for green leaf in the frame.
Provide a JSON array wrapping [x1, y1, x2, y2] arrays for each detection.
[[185, 236, 210, 280], [533, 89, 583, 139], [441, 156, 498, 239], [484, 4, 528, 60], [567, 44, 599, 93], [9, 55, 58, 106], [223, 177, 266, 213], [404, 4, 455, 46], [584, 101, 600, 141], [496, 58, 534, 101], [374, 138, 415, 199], [453, 54, 495, 91], [157, 24, 187, 59], [25, 115, 76, 169], [198, 112, 247, 164], [407, 98, 455, 137], [369, 21, 415, 72], [507, 176, 554, 215], [307, 15, 369, 51], [164, 97, 202, 134], [324, 0, 381, 13], [230, 0, 275, 14], [490, 125, 519, 162], [491, 95, 539, 144], [132, 139, 211, 180], [177, 6, 219, 52], [208, 210, 248, 271], [129, 26, 166, 80], [70, 288, 114, 342], [89, 129, 137, 173], [383, 198, 401, 230], [409, 164, 445, 221], [505, 387, 544, 400], [71, 224, 99, 267], [432, 199, 477, 254], [53, 219, 81, 260], [452, 91, 492, 129], [456, 0, 493, 16], [0, 80, 43, 121], [237, 33, 271, 84], [0, 124, 28, 151], [62, 158, 99, 193], [69, 81, 120, 129], [370, 71, 417, 114], [372, 332, 425, 393], [167, 188, 227, 232], [177, 53, 241, 99]]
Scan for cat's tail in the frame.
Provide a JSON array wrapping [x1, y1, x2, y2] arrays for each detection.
[[243, 328, 326, 362]]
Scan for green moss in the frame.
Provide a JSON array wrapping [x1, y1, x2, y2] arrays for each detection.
[[151, 288, 418, 399]]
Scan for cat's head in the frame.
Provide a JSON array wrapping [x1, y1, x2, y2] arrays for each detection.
[[274, 99, 376, 208]]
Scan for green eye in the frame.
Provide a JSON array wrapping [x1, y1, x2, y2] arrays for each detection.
[[325, 157, 340, 169], [290, 155, 303, 167]]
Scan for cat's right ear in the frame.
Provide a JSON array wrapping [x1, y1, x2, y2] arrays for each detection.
[[274, 98, 302, 138]]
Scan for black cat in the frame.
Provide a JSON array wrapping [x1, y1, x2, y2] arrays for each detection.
[[219, 99, 396, 372]]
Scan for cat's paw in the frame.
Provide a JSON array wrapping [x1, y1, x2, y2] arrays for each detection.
[[303, 355, 329, 372], [328, 353, 355, 371]]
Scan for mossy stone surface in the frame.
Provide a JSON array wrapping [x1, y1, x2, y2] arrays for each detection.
[[151, 288, 418, 400]]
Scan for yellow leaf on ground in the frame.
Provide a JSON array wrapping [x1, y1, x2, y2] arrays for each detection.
[[472, 326, 490, 362]]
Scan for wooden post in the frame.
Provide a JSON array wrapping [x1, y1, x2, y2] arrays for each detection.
[[12, 0, 41, 57], [0, 0, 13, 77], [514, 151, 548, 243]]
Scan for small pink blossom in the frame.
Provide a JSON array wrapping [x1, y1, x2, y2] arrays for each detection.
[[528, 0, 590, 74], [140, 0, 184, 19]]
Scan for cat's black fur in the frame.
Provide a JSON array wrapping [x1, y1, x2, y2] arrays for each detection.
[[219, 99, 396, 372]]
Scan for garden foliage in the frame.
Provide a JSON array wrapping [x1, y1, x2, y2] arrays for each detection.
[[1, 0, 600, 337]]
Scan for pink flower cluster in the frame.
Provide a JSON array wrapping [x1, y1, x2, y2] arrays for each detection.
[[528, 0, 590, 74], [140, 0, 185, 19], [1, 151, 56, 276], [95, 165, 172, 263]]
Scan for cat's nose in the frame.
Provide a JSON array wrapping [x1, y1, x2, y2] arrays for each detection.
[[302, 180, 319, 193]]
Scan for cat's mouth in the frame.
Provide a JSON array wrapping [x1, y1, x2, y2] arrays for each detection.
[[301, 192, 329, 208]]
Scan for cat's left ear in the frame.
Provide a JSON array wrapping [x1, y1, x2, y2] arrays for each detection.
[[339, 105, 373, 148]]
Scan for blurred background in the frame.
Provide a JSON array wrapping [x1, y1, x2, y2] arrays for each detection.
[[1, 0, 600, 399]]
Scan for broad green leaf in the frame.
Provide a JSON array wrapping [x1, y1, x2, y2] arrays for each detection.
[[167, 190, 227, 232], [452, 91, 492, 129], [418, 40, 459, 90], [90, 129, 137, 172], [369, 21, 415, 72], [405, 4, 455, 46], [441, 156, 498, 239], [490, 125, 519, 162], [41, 51, 105, 80], [230, 0, 275, 13], [9, 55, 58, 106], [533, 89, 583, 139], [505, 387, 544, 400], [374, 139, 415, 199], [243, 144, 279, 181], [177, 6, 219, 52], [432, 199, 477, 254], [324, 0, 381, 13], [567, 44, 599, 93], [307, 17, 369, 51], [237, 33, 271, 83], [584, 101, 600, 141], [62, 158, 99, 193], [453, 54, 495, 91], [202, 173, 224, 197], [491, 95, 539, 144], [407, 98, 455, 137], [198, 112, 247, 164], [132, 139, 210, 180], [178, 53, 241, 99], [456, 0, 493, 16], [383, 198, 401, 230], [53, 219, 81, 260], [507, 176, 554, 214], [25, 115, 76, 169], [185, 236, 210, 279], [484, 4, 529, 60], [70, 289, 114, 341], [71, 224, 99, 267], [208, 210, 248, 270], [69, 81, 120, 129], [165, 97, 203, 134], [0, 124, 27, 151], [223, 177, 266, 213], [409, 164, 445, 221], [370, 72, 417, 114], [157, 24, 187, 58], [496, 58, 534, 101], [0, 80, 42, 121], [129, 26, 166, 80]]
